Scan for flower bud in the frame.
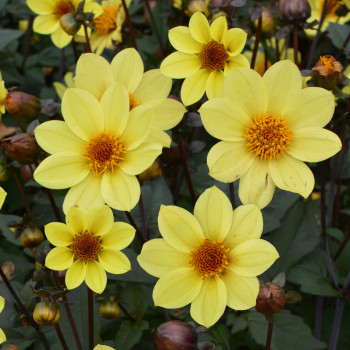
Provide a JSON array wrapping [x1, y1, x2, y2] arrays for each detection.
[[20, 227, 44, 249], [4, 91, 41, 123], [187, 0, 208, 15], [255, 7, 275, 33], [139, 162, 162, 181], [33, 302, 61, 325], [278, 0, 311, 22], [256, 283, 286, 314], [60, 13, 81, 35], [152, 320, 198, 350], [1, 345, 20, 350], [312, 55, 341, 90], [20, 164, 34, 184], [1, 133, 41, 164], [99, 301, 120, 319], [0, 161, 10, 182]]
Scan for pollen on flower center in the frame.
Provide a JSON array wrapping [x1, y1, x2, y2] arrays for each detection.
[[244, 113, 293, 161], [71, 231, 101, 262], [198, 41, 229, 71], [54, 0, 74, 18], [188, 239, 230, 279], [84, 132, 127, 175], [320, 55, 336, 72], [129, 93, 139, 111], [93, 6, 119, 35]]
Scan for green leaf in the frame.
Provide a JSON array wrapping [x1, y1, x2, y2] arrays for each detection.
[[121, 282, 148, 319], [0, 29, 24, 51], [114, 319, 149, 350], [0, 213, 22, 246], [327, 23, 350, 49]]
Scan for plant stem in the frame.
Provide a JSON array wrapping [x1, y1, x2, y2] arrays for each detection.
[[118, 301, 136, 322], [83, 24, 92, 53], [20, 15, 34, 72], [313, 296, 324, 339], [178, 142, 196, 204], [251, 15, 262, 69], [44, 188, 63, 222], [11, 168, 32, 218], [265, 321, 273, 350], [55, 323, 69, 350], [328, 298, 345, 350], [335, 30, 350, 60], [71, 40, 79, 62], [121, 0, 138, 51], [88, 287, 94, 350], [293, 23, 299, 67]]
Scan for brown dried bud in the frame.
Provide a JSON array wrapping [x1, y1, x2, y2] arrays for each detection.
[[60, 13, 81, 35], [4, 91, 41, 123], [278, 0, 311, 22], [139, 162, 162, 181], [99, 301, 120, 319], [312, 55, 341, 90], [1, 133, 41, 164], [33, 302, 61, 325], [152, 320, 198, 350], [20, 227, 44, 249], [20, 164, 34, 184], [256, 283, 286, 314], [0, 261, 15, 281]]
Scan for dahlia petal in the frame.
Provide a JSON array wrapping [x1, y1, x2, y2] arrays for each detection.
[[62, 88, 104, 141], [0, 328, 6, 344], [27, 0, 56, 14], [194, 186, 233, 242], [190, 277, 227, 328], [137, 238, 190, 278], [45, 222, 75, 247], [85, 261, 107, 294], [224, 54, 250, 74], [269, 154, 315, 199], [168, 26, 203, 54], [66, 207, 87, 235], [83, 0, 103, 16], [229, 239, 279, 277], [98, 250, 131, 274], [151, 98, 186, 130], [144, 128, 171, 147], [207, 141, 254, 183], [189, 12, 211, 44], [288, 128, 342, 162], [101, 222, 135, 250], [181, 69, 210, 106], [210, 16, 227, 43], [45, 247, 74, 271], [238, 159, 275, 208], [160, 52, 201, 79], [158, 205, 204, 252], [111, 48, 144, 94], [34, 153, 90, 189], [33, 14, 59, 34], [153, 268, 202, 308], [222, 271, 259, 310], [206, 70, 225, 99], [86, 205, 114, 236], [224, 204, 263, 250], [65, 260, 86, 290], [101, 169, 140, 211], [0, 296, 4, 312], [223, 28, 247, 56], [0, 187, 5, 209], [50, 26, 72, 48]]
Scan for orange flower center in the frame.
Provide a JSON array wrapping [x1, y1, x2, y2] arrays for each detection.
[[321, 0, 340, 16], [188, 239, 229, 279], [71, 231, 101, 262], [244, 113, 293, 161], [84, 132, 127, 175], [93, 6, 119, 35], [198, 41, 228, 71], [129, 93, 139, 111], [320, 55, 336, 72], [54, 0, 74, 18]]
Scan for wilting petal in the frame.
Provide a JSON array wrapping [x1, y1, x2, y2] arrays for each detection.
[[65, 260, 86, 290], [45, 222, 75, 246], [181, 69, 210, 106], [45, 247, 74, 271], [98, 250, 131, 274], [169, 26, 203, 54], [101, 222, 135, 250], [160, 52, 201, 79], [85, 261, 107, 294], [86, 205, 114, 236]]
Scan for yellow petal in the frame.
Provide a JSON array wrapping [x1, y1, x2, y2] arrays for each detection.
[[281, 87, 335, 130], [144, 128, 171, 148], [229, 239, 279, 277], [189, 12, 210, 44], [53, 82, 66, 100], [93, 345, 115, 350], [223, 28, 247, 56], [263, 60, 302, 116], [239, 159, 275, 208], [210, 16, 227, 43], [51, 26, 72, 48], [153, 268, 202, 308], [0, 297, 4, 313], [199, 98, 249, 141], [101, 222, 135, 250], [288, 128, 342, 162], [122, 143, 162, 176], [101, 169, 140, 211], [206, 70, 225, 100], [137, 238, 189, 278], [34, 120, 85, 154], [0, 328, 6, 344], [100, 82, 129, 135], [85, 205, 113, 236], [208, 141, 254, 183], [85, 261, 107, 294], [34, 153, 90, 189], [181, 69, 210, 106], [169, 26, 203, 54], [151, 98, 186, 130], [62, 88, 104, 141], [194, 186, 232, 241], [111, 48, 144, 94], [158, 205, 204, 253], [98, 250, 131, 274], [33, 14, 59, 34], [74, 54, 114, 100], [190, 277, 227, 328], [45, 222, 75, 246], [63, 173, 104, 214], [222, 271, 259, 310], [160, 52, 201, 79], [65, 260, 86, 290], [45, 247, 74, 270], [0, 187, 6, 209], [66, 206, 87, 234], [224, 204, 263, 250], [224, 54, 250, 74], [27, 0, 55, 14], [269, 154, 315, 199]]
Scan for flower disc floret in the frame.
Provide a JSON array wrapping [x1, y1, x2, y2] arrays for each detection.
[[54, 0, 74, 18], [93, 6, 119, 35], [199, 41, 228, 71], [71, 232, 101, 261]]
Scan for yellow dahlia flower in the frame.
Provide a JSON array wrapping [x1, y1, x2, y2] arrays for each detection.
[[199, 60, 342, 208], [137, 186, 279, 328], [90, 0, 129, 55], [74, 49, 186, 147], [0, 72, 8, 121], [53, 72, 75, 99], [26, 0, 103, 48], [45, 206, 135, 294], [94, 346, 115, 350], [0, 297, 5, 343], [0, 187, 6, 209], [34, 83, 162, 213], [160, 11, 249, 106]]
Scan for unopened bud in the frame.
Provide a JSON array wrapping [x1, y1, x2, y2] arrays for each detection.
[[99, 301, 120, 319], [20, 227, 44, 249], [0, 161, 10, 182], [1, 345, 20, 350], [278, 0, 311, 22], [1, 133, 41, 164], [139, 162, 162, 181], [312, 55, 341, 90], [33, 302, 61, 325], [256, 283, 285, 314], [4, 91, 41, 123], [152, 320, 198, 350], [255, 7, 275, 33], [187, 0, 208, 15], [60, 13, 81, 35]]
